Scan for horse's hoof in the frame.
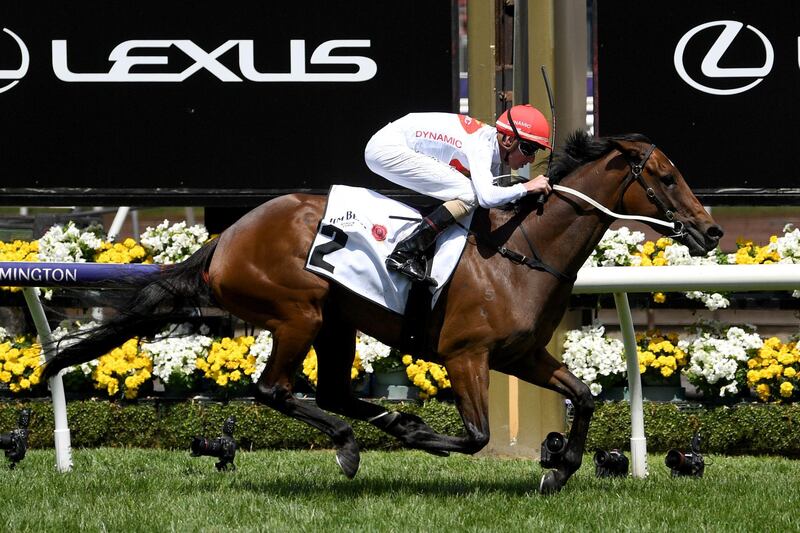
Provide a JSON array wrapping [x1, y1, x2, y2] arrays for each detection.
[[335, 447, 360, 479], [538, 470, 563, 495], [424, 449, 450, 457]]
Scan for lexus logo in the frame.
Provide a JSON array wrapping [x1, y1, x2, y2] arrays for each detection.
[[674, 20, 774, 96], [0, 28, 29, 93]]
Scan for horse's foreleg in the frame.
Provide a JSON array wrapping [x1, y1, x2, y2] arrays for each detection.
[[254, 319, 361, 478], [499, 348, 594, 494]]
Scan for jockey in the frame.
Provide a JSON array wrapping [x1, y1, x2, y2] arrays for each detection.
[[364, 104, 553, 283]]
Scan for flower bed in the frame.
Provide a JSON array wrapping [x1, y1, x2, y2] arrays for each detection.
[[584, 223, 800, 309], [1, 323, 452, 401], [563, 320, 799, 404], [2, 219, 798, 401]]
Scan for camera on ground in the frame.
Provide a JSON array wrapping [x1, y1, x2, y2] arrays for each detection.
[[0, 408, 31, 468], [191, 415, 237, 471], [593, 449, 629, 478], [539, 431, 568, 469], [665, 432, 705, 477]]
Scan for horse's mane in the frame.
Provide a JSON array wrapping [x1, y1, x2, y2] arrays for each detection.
[[547, 130, 651, 183]]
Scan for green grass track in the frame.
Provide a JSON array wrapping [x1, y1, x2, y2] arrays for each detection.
[[0, 449, 797, 532]]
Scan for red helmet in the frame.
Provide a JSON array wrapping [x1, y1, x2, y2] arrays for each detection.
[[495, 105, 552, 150]]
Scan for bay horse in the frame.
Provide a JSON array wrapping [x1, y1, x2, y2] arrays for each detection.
[[43, 130, 722, 493]]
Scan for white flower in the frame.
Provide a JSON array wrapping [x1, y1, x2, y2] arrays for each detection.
[[356, 332, 392, 373], [249, 330, 274, 382], [562, 325, 627, 396], [685, 291, 730, 311], [141, 324, 213, 383], [38, 221, 106, 263], [51, 320, 103, 375], [680, 326, 762, 397], [140, 220, 209, 264], [773, 225, 800, 264], [659, 241, 728, 310], [585, 227, 645, 267]]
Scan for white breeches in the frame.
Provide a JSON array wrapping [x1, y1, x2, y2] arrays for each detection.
[[364, 123, 478, 208]]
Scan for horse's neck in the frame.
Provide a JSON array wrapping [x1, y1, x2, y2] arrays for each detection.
[[516, 155, 626, 278]]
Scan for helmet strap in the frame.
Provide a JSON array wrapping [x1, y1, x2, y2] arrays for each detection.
[[506, 107, 522, 141]]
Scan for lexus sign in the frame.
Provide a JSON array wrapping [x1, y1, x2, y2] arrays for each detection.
[[595, 0, 799, 199], [0, 1, 456, 204], [673, 21, 774, 96], [0, 27, 28, 93]]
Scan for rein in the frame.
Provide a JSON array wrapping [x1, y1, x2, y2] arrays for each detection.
[[481, 144, 685, 282]]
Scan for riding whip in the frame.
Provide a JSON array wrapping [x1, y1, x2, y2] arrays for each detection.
[[536, 65, 556, 213]]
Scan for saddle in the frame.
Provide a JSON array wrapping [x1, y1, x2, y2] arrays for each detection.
[[304, 185, 473, 351]]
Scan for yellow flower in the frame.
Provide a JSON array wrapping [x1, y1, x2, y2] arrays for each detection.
[[652, 292, 666, 304], [784, 367, 797, 378], [779, 382, 793, 398], [756, 383, 770, 401]]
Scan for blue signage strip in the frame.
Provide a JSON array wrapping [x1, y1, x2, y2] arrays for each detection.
[[0, 262, 161, 287]]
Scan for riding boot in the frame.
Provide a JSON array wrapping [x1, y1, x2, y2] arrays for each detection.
[[386, 204, 456, 283]]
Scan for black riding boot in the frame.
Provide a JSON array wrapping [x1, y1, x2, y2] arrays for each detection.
[[386, 205, 456, 283]]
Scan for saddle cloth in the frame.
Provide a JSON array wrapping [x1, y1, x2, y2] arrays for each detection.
[[304, 185, 472, 314]]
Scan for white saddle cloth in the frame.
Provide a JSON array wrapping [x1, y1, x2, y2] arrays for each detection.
[[305, 185, 472, 314]]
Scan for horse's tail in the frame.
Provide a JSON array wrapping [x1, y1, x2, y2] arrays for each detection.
[[41, 239, 219, 380]]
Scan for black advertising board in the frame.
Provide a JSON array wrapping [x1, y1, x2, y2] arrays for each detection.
[[594, 0, 799, 203], [0, 1, 456, 205]]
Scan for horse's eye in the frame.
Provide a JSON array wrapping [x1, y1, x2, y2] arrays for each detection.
[[662, 174, 676, 187]]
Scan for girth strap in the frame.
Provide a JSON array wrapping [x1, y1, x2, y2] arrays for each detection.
[[458, 220, 575, 283]]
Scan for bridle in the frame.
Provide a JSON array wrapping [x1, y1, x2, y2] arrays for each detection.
[[479, 143, 687, 282], [618, 144, 687, 240]]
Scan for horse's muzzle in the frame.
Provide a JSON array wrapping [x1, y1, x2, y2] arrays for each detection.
[[683, 222, 723, 255]]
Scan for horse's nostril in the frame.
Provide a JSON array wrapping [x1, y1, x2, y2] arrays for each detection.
[[707, 225, 724, 239]]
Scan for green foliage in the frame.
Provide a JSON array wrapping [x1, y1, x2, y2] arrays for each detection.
[[5, 398, 800, 456], [0, 398, 464, 451], [587, 401, 800, 455]]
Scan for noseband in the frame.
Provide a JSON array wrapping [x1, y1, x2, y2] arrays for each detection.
[[620, 144, 686, 239]]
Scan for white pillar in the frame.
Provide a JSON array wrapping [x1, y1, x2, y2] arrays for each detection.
[[22, 288, 72, 472], [613, 292, 647, 478], [107, 206, 131, 241]]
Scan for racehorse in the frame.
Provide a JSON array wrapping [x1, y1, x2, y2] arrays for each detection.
[[43, 130, 722, 493]]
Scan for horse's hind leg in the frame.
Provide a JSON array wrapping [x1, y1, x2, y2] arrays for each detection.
[[368, 350, 492, 455], [499, 347, 594, 494], [312, 313, 451, 457], [316, 320, 489, 457], [254, 318, 361, 479], [313, 312, 389, 420]]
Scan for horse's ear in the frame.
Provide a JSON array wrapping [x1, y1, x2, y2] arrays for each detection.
[[611, 139, 645, 162]]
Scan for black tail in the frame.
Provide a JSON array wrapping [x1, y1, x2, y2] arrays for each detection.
[[42, 239, 219, 379]]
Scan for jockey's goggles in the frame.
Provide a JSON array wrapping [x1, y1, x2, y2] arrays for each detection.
[[506, 107, 540, 157], [518, 140, 539, 157]]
